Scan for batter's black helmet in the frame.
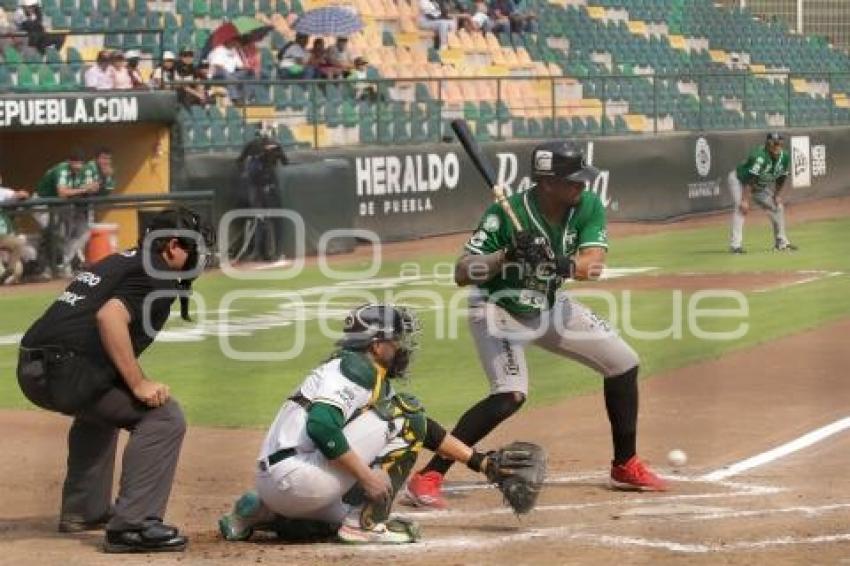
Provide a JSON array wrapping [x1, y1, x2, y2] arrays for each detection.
[[766, 131, 785, 143], [531, 141, 600, 183], [337, 304, 421, 351]]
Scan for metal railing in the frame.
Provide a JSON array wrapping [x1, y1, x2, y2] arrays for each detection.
[[168, 70, 850, 150], [0, 191, 214, 278]]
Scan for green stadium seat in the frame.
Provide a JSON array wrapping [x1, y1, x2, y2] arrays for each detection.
[[0, 66, 12, 91], [35, 64, 59, 91], [243, 0, 256, 16], [58, 66, 77, 89], [193, 0, 209, 17], [210, 0, 224, 19], [15, 65, 36, 91]]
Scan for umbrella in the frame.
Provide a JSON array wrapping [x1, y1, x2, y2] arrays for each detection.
[[232, 16, 273, 42], [208, 22, 240, 48], [294, 6, 363, 36]]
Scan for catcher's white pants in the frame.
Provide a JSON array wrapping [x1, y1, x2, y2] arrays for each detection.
[[728, 170, 789, 248], [255, 408, 408, 524], [468, 290, 639, 396]]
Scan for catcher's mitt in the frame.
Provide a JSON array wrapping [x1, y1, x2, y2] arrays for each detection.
[[484, 441, 547, 514]]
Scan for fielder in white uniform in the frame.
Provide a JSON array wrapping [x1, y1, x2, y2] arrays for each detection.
[[219, 304, 513, 544]]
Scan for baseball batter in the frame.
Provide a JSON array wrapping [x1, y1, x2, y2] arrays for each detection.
[[405, 141, 666, 509], [728, 132, 797, 253], [218, 304, 540, 544]]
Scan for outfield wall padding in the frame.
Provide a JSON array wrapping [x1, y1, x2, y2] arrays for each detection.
[[174, 127, 849, 243]]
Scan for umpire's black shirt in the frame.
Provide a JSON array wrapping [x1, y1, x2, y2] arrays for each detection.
[[22, 249, 179, 362]]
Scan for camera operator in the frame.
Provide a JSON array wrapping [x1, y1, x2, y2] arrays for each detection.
[[236, 131, 288, 262]]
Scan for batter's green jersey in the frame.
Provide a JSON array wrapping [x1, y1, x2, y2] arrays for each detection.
[[464, 188, 608, 315], [35, 161, 95, 198], [735, 145, 789, 189]]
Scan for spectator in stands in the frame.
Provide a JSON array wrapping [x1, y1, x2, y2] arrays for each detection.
[[348, 56, 378, 101], [0, 173, 29, 285], [149, 51, 177, 89], [325, 37, 354, 79], [277, 32, 309, 80], [175, 48, 208, 107], [13, 0, 63, 54], [195, 60, 220, 103], [460, 0, 491, 34], [418, 0, 456, 50], [512, 0, 536, 32], [210, 38, 254, 104], [305, 37, 330, 79], [34, 148, 99, 276], [109, 51, 133, 90], [489, 0, 534, 34], [84, 50, 115, 90], [124, 50, 145, 88]]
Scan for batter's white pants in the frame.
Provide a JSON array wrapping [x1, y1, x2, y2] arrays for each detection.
[[255, 409, 408, 524], [468, 290, 640, 396], [728, 170, 789, 249]]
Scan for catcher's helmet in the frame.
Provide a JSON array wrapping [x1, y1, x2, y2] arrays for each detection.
[[766, 131, 785, 143], [531, 141, 600, 183], [337, 304, 421, 378], [338, 304, 421, 350]]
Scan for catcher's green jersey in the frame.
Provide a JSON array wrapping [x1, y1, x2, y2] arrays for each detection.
[[464, 188, 608, 315], [735, 145, 789, 189]]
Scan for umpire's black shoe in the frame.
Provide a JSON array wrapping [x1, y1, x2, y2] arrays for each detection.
[[103, 523, 187, 554]]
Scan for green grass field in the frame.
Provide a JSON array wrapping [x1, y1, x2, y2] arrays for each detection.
[[1, 217, 848, 427]]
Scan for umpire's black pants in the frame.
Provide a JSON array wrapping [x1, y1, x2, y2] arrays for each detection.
[[17, 350, 186, 531]]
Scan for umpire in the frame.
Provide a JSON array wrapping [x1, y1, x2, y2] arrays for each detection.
[[16, 207, 213, 553]]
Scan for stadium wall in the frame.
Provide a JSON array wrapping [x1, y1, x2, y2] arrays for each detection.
[[175, 127, 848, 243]]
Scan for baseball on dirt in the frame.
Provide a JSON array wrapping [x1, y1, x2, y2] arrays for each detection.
[[667, 449, 688, 467]]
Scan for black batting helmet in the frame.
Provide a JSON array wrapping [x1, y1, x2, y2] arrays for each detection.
[[531, 141, 600, 183], [766, 132, 784, 143]]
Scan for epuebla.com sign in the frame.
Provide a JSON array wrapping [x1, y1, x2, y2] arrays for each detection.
[[0, 96, 138, 128]]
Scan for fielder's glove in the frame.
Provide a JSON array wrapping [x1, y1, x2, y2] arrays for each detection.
[[483, 441, 547, 515], [505, 231, 554, 267]]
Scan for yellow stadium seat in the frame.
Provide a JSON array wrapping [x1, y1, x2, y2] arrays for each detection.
[[458, 29, 475, 50], [586, 6, 604, 19], [708, 49, 727, 63], [447, 31, 462, 50], [471, 32, 488, 52], [668, 35, 687, 50], [626, 20, 647, 35], [396, 46, 414, 66], [624, 113, 648, 132], [381, 0, 399, 18]]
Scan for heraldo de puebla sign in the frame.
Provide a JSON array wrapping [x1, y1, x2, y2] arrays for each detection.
[[0, 91, 177, 129]]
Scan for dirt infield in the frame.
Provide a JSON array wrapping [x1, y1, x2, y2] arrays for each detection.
[[1, 315, 849, 565]]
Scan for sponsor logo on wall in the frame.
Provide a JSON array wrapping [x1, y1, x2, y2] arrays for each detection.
[[791, 136, 811, 188], [0, 96, 140, 128], [790, 136, 827, 189], [355, 153, 460, 217], [687, 136, 720, 200]]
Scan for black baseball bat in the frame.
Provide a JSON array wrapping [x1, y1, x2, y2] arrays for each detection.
[[450, 118, 523, 230]]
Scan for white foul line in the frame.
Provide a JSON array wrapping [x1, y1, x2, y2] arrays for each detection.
[[701, 415, 850, 482]]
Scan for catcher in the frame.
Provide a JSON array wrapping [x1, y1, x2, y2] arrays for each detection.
[[218, 304, 545, 545], [405, 141, 666, 509]]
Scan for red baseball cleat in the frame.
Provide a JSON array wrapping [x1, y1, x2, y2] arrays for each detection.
[[610, 456, 668, 492], [403, 471, 447, 509]]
